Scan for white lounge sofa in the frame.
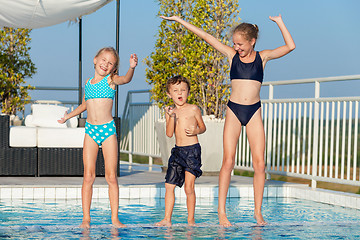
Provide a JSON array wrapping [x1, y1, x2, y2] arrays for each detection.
[[2, 103, 120, 176]]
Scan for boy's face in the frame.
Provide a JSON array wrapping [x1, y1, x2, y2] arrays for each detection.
[[167, 81, 189, 106]]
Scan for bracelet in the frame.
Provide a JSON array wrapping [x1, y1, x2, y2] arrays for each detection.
[[130, 66, 135, 70]]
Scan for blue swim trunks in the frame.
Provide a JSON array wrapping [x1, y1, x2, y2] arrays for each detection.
[[165, 143, 202, 187], [85, 120, 116, 146]]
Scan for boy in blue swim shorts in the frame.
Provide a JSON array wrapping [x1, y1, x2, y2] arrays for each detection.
[[155, 76, 206, 227]]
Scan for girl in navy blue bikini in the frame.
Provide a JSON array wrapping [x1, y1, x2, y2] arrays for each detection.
[[161, 14, 295, 226], [58, 47, 138, 228]]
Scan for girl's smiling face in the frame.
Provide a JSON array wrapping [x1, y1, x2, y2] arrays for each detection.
[[232, 32, 256, 57], [167, 81, 189, 107], [94, 51, 117, 76]]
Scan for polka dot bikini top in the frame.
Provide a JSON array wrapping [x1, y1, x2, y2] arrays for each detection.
[[85, 75, 116, 101]]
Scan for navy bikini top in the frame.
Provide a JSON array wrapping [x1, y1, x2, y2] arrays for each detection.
[[230, 51, 263, 83], [85, 75, 116, 101]]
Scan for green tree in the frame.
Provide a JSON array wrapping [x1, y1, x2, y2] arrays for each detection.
[[0, 27, 36, 115], [145, 0, 239, 118]]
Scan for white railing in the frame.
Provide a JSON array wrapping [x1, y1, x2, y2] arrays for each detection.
[[120, 90, 162, 167], [237, 75, 360, 188], [120, 75, 360, 187]]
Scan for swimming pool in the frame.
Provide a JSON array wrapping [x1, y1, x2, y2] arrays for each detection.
[[1, 197, 359, 239]]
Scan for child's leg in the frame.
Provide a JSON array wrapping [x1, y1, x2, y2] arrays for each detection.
[[155, 183, 176, 226], [218, 108, 241, 227], [81, 134, 99, 228], [184, 171, 196, 226], [102, 135, 125, 228], [246, 110, 266, 225]]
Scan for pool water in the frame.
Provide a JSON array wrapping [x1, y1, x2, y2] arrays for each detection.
[[0, 197, 359, 239]]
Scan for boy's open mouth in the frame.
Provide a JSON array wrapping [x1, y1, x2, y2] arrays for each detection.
[[178, 97, 183, 101]]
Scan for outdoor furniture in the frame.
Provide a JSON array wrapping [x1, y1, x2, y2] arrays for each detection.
[[0, 115, 121, 176], [0, 115, 38, 176]]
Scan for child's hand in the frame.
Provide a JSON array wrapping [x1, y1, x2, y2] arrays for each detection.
[[269, 14, 283, 23], [160, 16, 181, 21], [185, 125, 197, 136], [57, 111, 68, 124], [165, 106, 176, 118], [129, 54, 138, 69]]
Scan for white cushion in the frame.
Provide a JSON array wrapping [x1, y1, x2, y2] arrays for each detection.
[[68, 116, 78, 128], [9, 126, 37, 147], [37, 127, 85, 148], [31, 104, 69, 128]]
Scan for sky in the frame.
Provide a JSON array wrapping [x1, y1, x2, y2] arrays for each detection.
[[26, 0, 360, 115]]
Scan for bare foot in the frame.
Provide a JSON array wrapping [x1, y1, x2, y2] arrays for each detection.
[[254, 213, 267, 225], [218, 212, 232, 227], [112, 219, 126, 228], [188, 219, 196, 226], [155, 219, 172, 227], [80, 220, 90, 229]]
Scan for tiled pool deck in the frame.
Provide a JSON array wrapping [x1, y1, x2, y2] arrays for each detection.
[[1, 161, 359, 209]]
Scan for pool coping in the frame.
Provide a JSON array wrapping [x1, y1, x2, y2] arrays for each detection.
[[0, 162, 359, 210], [1, 181, 359, 210]]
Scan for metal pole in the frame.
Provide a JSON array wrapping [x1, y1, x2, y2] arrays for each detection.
[[115, 0, 120, 118], [78, 18, 82, 107]]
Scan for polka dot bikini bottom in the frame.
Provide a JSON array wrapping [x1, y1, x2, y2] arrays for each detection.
[[85, 120, 116, 146]]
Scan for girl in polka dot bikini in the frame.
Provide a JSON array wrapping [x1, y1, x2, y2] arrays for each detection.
[[58, 47, 138, 228]]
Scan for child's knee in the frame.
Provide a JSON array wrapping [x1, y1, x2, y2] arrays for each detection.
[[83, 172, 96, 185], [222, 156, 235, 171], [252, 158, 265, 173], [105, 173, 118, 185], [184, 184, 195, 196]]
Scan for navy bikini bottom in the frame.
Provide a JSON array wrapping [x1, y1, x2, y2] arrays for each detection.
[[227, 100, 261, 126]]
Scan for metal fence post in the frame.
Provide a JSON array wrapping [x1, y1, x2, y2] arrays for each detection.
[[266, 84, 274, 180], [311, 81, 320, 189]]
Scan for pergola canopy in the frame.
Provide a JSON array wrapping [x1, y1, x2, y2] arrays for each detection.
[[0, 0, 112, 29]]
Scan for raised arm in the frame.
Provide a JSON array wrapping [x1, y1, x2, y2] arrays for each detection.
[[160, 16, 235, 59], [261, 14, 295, 63], [112, 54, 138, 85]]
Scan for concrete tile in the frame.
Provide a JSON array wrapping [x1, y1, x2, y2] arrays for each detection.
[[356, 197, 360, 209], [92, 188, 99, 199], [194, 186, 201, 198], [98, 187, 108, 199], [1, 188, 12, 199], [268, 186, 278, 198], [139, 187, 151, 198], [34, 188, 45, 199], [56, 188, 67, 199], [238, 186, 249, 198], [45, 188, 56, 199], [120, 187, 130, 199], [66, 188, 78, 199], [248, 187, 254, 198], [12, 188, 22, 199], [129, 188, 140, 198], [160, 187, 166, 198], [150, 187, 161, 198], [76, 188, 82, 199], [277, 187, 287, 198], [174, 187, 182, 198], [214, 187, 219, 199], [23, 188, 34, 200], [199, 187, 211, 198]]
